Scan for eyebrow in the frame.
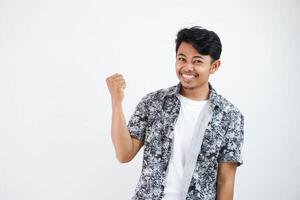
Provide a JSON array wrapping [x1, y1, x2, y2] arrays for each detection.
[[177, 53, 204, 59]]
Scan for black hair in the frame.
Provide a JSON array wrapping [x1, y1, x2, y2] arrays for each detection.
[[175, 26, 222, 63]]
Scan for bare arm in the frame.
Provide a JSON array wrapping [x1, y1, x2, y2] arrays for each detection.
[[111, 102, 143, 163], [216, 162, 238, 200], [106, 73, 143, 163]]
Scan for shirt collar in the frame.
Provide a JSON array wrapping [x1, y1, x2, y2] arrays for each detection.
[[165, 81, 221, 110]]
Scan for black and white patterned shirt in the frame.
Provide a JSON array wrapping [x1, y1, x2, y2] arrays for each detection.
[[127, 81, 244, 200]]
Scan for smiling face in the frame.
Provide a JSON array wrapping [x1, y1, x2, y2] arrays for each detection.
[[175, 42, 220, 91]]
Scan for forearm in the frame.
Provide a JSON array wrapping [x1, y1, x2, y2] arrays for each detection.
[[216, 180, 235, 200], [111, 102, 133, 163]]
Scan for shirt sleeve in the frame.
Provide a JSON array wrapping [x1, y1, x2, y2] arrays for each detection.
[[218, 110, 244, 166], [127, 94, 150, 143]]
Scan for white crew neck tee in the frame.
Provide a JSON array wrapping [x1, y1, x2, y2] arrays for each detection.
[[162, 93, 209, 200]]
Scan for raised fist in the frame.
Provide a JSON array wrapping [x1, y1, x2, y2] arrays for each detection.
[[106, 73, 126, 104]]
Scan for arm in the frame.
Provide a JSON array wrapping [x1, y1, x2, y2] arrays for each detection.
[[216, 162, 238, 200], [216, 110, 244, 199], [106, 73, 144, 163], [111, 102, 144, 163]]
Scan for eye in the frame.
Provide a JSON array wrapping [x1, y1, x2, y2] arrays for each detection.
[[194, 60, 202, 64], [178, 57, 185, 61]]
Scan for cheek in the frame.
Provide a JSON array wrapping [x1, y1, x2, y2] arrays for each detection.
[[175, 64, 181, 73], [196, 66, 210, 74]]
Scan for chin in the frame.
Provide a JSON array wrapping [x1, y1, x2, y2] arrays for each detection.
[[180, 81, 197, 89]]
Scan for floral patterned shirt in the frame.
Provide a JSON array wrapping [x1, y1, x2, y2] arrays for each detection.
[[127, 81, 244, 200]]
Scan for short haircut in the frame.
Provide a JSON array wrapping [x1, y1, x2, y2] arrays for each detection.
[[175, 26, 222, 63]]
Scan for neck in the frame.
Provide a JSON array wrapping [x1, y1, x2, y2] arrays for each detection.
[[179, 82, 210, 101]]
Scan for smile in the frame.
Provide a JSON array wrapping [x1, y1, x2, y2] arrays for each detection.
[[181, 73, 198, 80]]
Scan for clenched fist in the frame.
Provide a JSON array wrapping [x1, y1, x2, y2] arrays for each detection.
[[106, 73, 126, 105]]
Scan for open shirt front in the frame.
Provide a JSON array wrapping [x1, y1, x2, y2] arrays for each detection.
[[127, 82, 244, 200]]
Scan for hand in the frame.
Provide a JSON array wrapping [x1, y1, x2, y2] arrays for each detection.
[[106, 73, 126, 105]]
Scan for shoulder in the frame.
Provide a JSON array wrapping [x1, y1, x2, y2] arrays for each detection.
[[217, 93, 244, 122], [139, 85, 176, 104]]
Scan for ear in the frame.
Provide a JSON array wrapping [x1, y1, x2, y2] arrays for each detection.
[[209, 60, 221, 74]]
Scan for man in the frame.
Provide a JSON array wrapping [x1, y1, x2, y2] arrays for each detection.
[[106, 26, 244, 200]]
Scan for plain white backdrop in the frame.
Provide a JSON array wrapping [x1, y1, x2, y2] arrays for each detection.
[[0, 0, 299, 199]]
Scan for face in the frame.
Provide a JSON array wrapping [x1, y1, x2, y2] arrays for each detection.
[[175, 42, 220, 90]]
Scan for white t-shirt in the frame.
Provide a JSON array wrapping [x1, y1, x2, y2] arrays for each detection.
[[162, 93, 209, 200]]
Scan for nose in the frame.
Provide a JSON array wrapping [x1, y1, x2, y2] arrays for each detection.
[[186, 62, 193, 70]]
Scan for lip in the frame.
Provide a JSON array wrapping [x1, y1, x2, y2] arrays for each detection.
[[180, 73, 198, 82]]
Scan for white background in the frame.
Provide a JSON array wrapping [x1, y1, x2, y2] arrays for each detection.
[[0, 0, 299, 199]]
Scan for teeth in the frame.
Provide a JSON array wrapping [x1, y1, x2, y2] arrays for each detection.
[[182, 74, 196, 79]]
